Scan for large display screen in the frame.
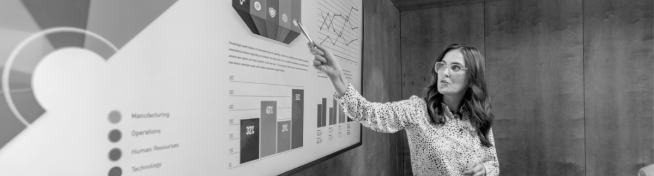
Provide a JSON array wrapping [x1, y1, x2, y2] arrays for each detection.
[[0, 0, 363, 175]]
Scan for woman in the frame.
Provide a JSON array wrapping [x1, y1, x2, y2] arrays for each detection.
[[309, 43, 499, 176]]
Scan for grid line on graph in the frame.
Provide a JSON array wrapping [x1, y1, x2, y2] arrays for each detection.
[[316, 0, 361, 64], [316, 2, 359, 47], [316, 30, 358, 54], [236, 89, 304, 165]]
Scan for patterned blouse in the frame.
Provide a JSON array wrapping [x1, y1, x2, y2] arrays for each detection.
[[335, 84, 499, 176]]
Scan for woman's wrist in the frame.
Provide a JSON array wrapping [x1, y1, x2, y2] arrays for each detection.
[[328, 70, 348, 97], [327, 70, 341, 80]]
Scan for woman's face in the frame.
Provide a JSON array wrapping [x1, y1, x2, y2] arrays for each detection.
[[436, 49, 469, 96]]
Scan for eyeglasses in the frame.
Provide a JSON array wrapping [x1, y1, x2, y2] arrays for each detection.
[[435, 62, 468, 75]]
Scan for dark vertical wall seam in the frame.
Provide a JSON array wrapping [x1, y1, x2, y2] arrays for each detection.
[[582, 0, 586, 175], [483, 2, 486, 65], [397, 6, 405, 175]]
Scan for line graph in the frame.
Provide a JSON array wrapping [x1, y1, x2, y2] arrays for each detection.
[[316, 0, 361, 64], [318, 7, 358, 46]]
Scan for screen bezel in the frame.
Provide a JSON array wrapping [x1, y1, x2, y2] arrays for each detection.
[[279, 4, 365, 176]]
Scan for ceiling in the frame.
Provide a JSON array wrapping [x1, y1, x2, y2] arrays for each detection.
[[391, 0, 487, 11]]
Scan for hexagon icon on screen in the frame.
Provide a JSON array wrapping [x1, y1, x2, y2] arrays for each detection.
[[233, 0, 301, 44]]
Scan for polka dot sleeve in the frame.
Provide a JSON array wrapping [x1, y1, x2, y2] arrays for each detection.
[[482, 129, 500, 176], [334, 83, 426, 133], [335, 83, 500, 175]]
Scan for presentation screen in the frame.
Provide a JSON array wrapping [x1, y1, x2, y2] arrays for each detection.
[[0, 0, 363, 175]]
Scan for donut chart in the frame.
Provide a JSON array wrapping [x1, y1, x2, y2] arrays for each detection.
[[0, 0, 177, 149], [0, 1, 363, 175]]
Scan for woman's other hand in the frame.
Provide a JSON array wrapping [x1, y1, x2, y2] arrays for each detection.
[[463, 162, 486, 176]]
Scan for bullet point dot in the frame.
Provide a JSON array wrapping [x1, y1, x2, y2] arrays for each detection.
[[108, 111, 121, 124], [109, 148, 122, 161], [108, 129, 121, 143], [108, 167, 122, 176]]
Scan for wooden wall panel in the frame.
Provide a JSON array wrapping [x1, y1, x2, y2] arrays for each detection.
[[400, 4, 484, 99], [358, 0, 403, 175], [400, 4, 484, 175], [397, 0, 654, 175], [584, 0, 654, 175], [391, 0, 485, 11], [484, 0, 585, 175], [292, 0, 403, 175]]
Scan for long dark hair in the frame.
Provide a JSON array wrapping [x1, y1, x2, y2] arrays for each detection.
[[424, 43, 494, 147]]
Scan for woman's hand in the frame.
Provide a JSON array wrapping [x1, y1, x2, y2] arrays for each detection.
[[308, 42, 348, 97], [309, 42, 341, 79], [463, 162, 486, 176]]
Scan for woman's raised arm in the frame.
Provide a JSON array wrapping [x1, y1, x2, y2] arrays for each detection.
[[308, 43, 426, 133]]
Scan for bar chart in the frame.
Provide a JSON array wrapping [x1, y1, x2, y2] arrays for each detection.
[[227, 74, 305, 167], [224, 0, 361, 174], [232, 90, 304, 165], [315, 96, 352, 145], [316, 97, 348, 128]]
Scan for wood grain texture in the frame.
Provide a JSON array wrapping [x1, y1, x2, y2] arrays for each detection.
[[391, 0, 486, 11], [400, 4, 484, 100], [399, 4, 484, 175], [292, 0, 404, 175], [484, 0, 585, 175], [583, 0, 654, 175]]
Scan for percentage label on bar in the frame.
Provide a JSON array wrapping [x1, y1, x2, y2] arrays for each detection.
[[266, 106, 274, 114], [246, 126, 255, 135]]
